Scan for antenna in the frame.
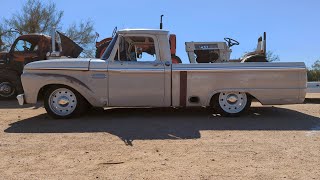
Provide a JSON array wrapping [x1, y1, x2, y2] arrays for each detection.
[[160, 15, 164, 29]]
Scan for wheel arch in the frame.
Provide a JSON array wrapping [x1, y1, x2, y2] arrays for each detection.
[[207, 89, 260, 107], [37, 84, 92, 106]]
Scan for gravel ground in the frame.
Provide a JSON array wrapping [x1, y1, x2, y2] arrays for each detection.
[[0, 94, 319, 180]]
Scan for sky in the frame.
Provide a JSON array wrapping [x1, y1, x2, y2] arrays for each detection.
[[0, 0, 320, 66]]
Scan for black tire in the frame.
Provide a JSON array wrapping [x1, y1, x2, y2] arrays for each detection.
[[0, 70, 21, 99], [212, 92, 252, 117], [44, 85, 89, 119], [0, 80, 16, 99]]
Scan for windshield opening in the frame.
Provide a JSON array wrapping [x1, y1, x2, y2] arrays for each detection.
[[101, 34, 118, 60]]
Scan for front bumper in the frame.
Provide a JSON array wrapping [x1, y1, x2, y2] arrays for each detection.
[[16, 94, 25, 106]]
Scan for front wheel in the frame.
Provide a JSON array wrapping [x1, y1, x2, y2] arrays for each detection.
[[212, 92, 251, 116], [0, 81, 16, 99], [44, 86, 89, 119]]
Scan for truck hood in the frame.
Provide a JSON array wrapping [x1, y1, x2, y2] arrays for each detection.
[[24, 58, 93, 71], [57, 31, 83, 58]]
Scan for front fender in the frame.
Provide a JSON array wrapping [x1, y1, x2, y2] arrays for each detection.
[[21, 72, 105, 107]]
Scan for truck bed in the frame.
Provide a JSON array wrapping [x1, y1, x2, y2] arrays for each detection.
[[171, 62, 307, 107]]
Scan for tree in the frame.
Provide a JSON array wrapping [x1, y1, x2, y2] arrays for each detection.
[[6, 0, 63, 35], [311, 59, 320, 70], [0, 24, 5, 51], [266, 51, 280, 62], [307, 59, 320, 81], [0, 0, 95, 57], [65, 21, 96, 58]]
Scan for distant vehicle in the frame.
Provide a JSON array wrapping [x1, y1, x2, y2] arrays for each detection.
[[0, 30, 82, 99]]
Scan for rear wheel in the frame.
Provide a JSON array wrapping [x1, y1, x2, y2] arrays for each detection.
[[212, 92, 251, 116], [44, 86, 89, 119]]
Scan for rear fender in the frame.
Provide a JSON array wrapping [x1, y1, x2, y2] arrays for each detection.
[[206, 88, 304, 106]]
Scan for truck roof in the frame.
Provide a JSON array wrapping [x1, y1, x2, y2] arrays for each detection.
[[118, 29, 169, 35], [18, 34, 51, 39]]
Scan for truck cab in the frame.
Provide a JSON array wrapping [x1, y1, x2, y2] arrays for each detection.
[[100, 29, 172, 107]]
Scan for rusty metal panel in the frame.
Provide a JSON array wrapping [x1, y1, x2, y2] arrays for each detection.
[[57, 31, 83, 58]]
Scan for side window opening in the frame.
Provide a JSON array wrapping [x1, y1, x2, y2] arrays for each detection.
[[117, 36, 157, 62], [14, 39, 38, 52], [114, 50, 119, 60]]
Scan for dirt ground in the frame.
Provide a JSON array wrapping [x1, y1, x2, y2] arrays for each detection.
[[0, 94, 319, 180]]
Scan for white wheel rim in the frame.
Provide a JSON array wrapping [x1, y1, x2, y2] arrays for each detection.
[[218, 92, 247, 114], [0, 82, 15, 97], [48, 88, 77, 116]]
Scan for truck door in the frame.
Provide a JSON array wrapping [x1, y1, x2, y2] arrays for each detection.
[[108, 35, 166, 107]]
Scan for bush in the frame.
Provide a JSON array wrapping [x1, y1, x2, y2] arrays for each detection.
[[307, 69, 320, 82]]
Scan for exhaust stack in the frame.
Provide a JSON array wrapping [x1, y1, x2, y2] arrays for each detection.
[[160, 15, 164, 29], [47, 27, 61, 58], [51, 27, 56, 53]]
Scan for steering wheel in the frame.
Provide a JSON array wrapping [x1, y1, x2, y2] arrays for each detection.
[[23, 45, 30, 51], [224, 38, 240, 47]]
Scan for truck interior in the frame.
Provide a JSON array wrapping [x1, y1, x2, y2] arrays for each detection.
[[116, 36, 156, 61], [97, 33, 181, 63]]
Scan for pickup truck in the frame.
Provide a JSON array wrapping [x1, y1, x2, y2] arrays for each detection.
[[17, 29, 307, 118]]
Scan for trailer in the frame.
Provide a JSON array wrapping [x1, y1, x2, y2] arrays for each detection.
[[307, 82, 320, 93]]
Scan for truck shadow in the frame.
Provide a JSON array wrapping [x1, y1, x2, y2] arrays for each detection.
[[0, 99, 42, 109], [305, 98, 320, 104], [4, 107, 320, 146]]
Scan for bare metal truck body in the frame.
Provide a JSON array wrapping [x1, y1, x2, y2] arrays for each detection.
[[18, 29, 307, 118]]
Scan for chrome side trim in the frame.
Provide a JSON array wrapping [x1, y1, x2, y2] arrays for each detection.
[[90, 68, 108, 72], [91, 74, 107, 79], [108, 68, 164, 73], [172, 67, 305, 72], [26, 67, 88, 71], [34, 73, 92, 92]]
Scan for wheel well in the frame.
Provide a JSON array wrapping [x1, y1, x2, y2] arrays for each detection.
[[37, 84, 91, 105], [37, 84, 55, 101], [209, 92, 259, 107]]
